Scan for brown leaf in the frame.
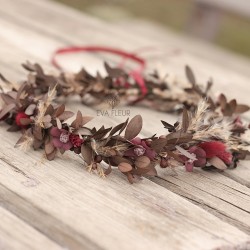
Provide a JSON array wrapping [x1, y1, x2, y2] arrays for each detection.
[[118, 118, 129, 135], [229, 99, 237, 113], [165, 131, 192, 144], [150, 138, 168, 153], [104, 62, 125, 78], [111, 156, 132, 165], [109, 121, 127, 136], [58, 111, 74, 121], [182, 108, 189, 132], [0, 103, 15, 119], [135, 156, 150, 168], [235, 104, 250, 114], [7, 124, 20, 132], [82, 116, 93, 126], [45, 140, 55, 155], [118, 162, 132, 172], [1, 93, 15, 105], [45, 104, 55, 116], [0, 73, 11, 84], [33, 139, 43, 150], [33, 125, 43, 140], [46, 148, 57, 161], [132, 167, 151, 175], [81, 144, 93, 165], [208, 156, 227, 170], [71, 110, 83, 129], [145, 167, 157, 176], [125, 115, 142, 140], [104, 163, 112, 175], [185, 65, 196, 86], [54, 104, 65, 117], [93, 127, 112, 140], [218, 94, 227, 110]]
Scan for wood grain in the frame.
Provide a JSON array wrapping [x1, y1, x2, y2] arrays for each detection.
[[0, 206, 62, 250], [0, 0, 250, 249]]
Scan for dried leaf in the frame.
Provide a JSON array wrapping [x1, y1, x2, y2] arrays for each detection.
[[109, 121, 126, 136], [93, 127, 112, 140], [118, 162, 132, 172], [118, 118, 129, 135], [135, 156, 150, 168], [150, 138, 168, 153], [111, 156, 132, 165], [104, 62, 125, 78], [235, 104, 250, 114], [82, 116, 93, 126], [81, 144, 93, 165], [33, 125, 43, 140], [45, 140, 55, 155], [146, 167, 157, 176], [46, 148, 57, 161], [182, 108, 189, 132], [7, 124, 20, 132], [0, 73, 11, 84], [58, 111, 74, 121], [165, 131, 193, 144], [125, 115, 142, 140], [25, 104, 36, 115], [229, 99, 237, 113], [219, 94, 227, 110], [185, 65, 196, 86], [208, 156, 227, 170], [104, 163, 112, 175], [54, 104, 65, 117], [1, 93, 15, 105], [71, 110, 83, 129], [161, 120, 176, 132], [0, 103, 15, 119]]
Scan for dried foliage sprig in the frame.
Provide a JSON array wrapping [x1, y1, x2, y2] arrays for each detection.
[[0, 62, 249, 183]]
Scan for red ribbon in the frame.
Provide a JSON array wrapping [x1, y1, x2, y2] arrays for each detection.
[[51, 46, 148, 98]]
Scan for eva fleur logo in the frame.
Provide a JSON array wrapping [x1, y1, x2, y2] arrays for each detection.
[[97, 92, 130, 117]]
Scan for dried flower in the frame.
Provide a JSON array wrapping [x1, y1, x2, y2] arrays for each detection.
[[50, 127, 73, 150], [178, 146, 206, 172], [124, 137, 156, 160], [199, 141, 232, 165], [69, 134, 83, 148], [15, 112, 29, 127]]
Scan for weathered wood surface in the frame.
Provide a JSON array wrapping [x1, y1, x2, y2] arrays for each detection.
[[0, 0, 250, 249], [0, 206, 62, 250], [196, 0, 250, 18], [190, 0, 250, 40]]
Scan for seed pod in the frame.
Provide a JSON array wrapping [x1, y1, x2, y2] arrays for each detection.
[[95, 155, 103, 163], [118, 162, 132, 172], [160, 158, 168, 168]]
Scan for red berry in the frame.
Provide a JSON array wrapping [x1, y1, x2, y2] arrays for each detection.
[[69, 134, 83, 147], [15, 112, 29, 127]]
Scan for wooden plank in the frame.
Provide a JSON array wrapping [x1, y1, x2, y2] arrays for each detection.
[[0, 0, 249, 193], [0, 0, 249, 247], [1, 0, 250, 105], [154, 167, 250, 234], [0, 206, 62, 250], [0, 126, 249, 250]]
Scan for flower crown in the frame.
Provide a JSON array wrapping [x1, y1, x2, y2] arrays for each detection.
[[0, 61, 249, 183]]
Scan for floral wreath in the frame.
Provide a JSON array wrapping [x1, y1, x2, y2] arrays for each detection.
[[0, 47, 249, 183]]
